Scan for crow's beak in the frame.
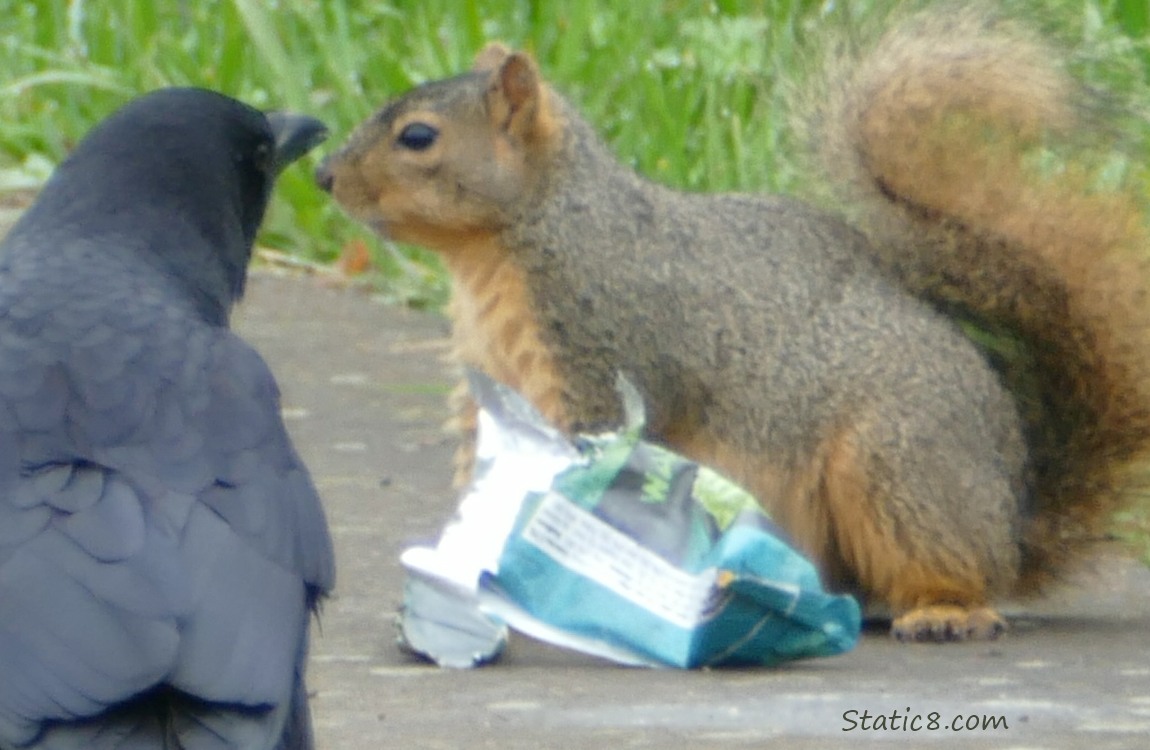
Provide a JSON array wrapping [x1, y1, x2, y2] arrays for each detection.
[[265, 112, 329, 174]]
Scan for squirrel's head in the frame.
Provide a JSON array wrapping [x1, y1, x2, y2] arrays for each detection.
[[317, 44, 562, 251]]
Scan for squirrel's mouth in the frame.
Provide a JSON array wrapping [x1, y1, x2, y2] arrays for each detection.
[[367, 217, 393, 240]]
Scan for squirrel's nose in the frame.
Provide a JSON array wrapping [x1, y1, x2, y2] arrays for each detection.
[[314, 159, 335, 193]]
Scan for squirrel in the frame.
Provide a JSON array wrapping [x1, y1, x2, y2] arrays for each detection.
[[315, 5, 1150, 642]]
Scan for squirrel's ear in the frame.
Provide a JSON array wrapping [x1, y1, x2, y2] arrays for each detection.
[[473, 43, 512, 72], [484, 51, 546, 140]]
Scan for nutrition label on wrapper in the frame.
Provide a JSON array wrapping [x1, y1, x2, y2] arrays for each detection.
[[521, 491, 725, 629]]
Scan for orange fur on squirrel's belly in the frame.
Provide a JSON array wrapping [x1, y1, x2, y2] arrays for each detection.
[[442, 233, 569, 432]]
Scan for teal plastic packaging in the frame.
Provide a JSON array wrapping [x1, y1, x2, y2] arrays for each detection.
[[399, 373, 860, 668]]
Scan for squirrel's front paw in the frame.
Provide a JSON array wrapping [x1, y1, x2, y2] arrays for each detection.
[[891, 605, 1007, 642]]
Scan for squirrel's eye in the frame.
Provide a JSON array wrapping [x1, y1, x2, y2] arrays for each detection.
[[397, 122, 439, 151]]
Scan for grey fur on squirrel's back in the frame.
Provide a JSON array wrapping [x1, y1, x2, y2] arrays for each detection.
[[509, 105, 1025, 459]]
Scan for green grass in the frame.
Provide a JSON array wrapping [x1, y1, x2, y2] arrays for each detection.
[[1, 0, 1149, 556]]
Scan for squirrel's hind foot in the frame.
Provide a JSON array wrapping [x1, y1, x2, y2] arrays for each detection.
[[891, 605, 1007, 643]]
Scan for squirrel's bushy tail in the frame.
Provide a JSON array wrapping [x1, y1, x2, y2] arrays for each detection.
[[807, 4, 1150, 588]]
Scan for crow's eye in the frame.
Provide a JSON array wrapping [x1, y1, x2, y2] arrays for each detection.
[[396, 122, 438, 151], [252, 141, 273, 172]]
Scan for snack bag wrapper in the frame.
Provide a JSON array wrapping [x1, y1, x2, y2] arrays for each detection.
[[398, 372, 861, 668]]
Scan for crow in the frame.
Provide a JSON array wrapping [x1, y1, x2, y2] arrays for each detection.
[[0, 88, 334, 749]]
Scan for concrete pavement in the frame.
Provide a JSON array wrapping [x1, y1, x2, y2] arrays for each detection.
[[235, 271, 1150, 750]]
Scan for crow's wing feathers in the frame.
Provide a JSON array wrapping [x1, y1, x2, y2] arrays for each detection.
[[0, 263, 333, 745]]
